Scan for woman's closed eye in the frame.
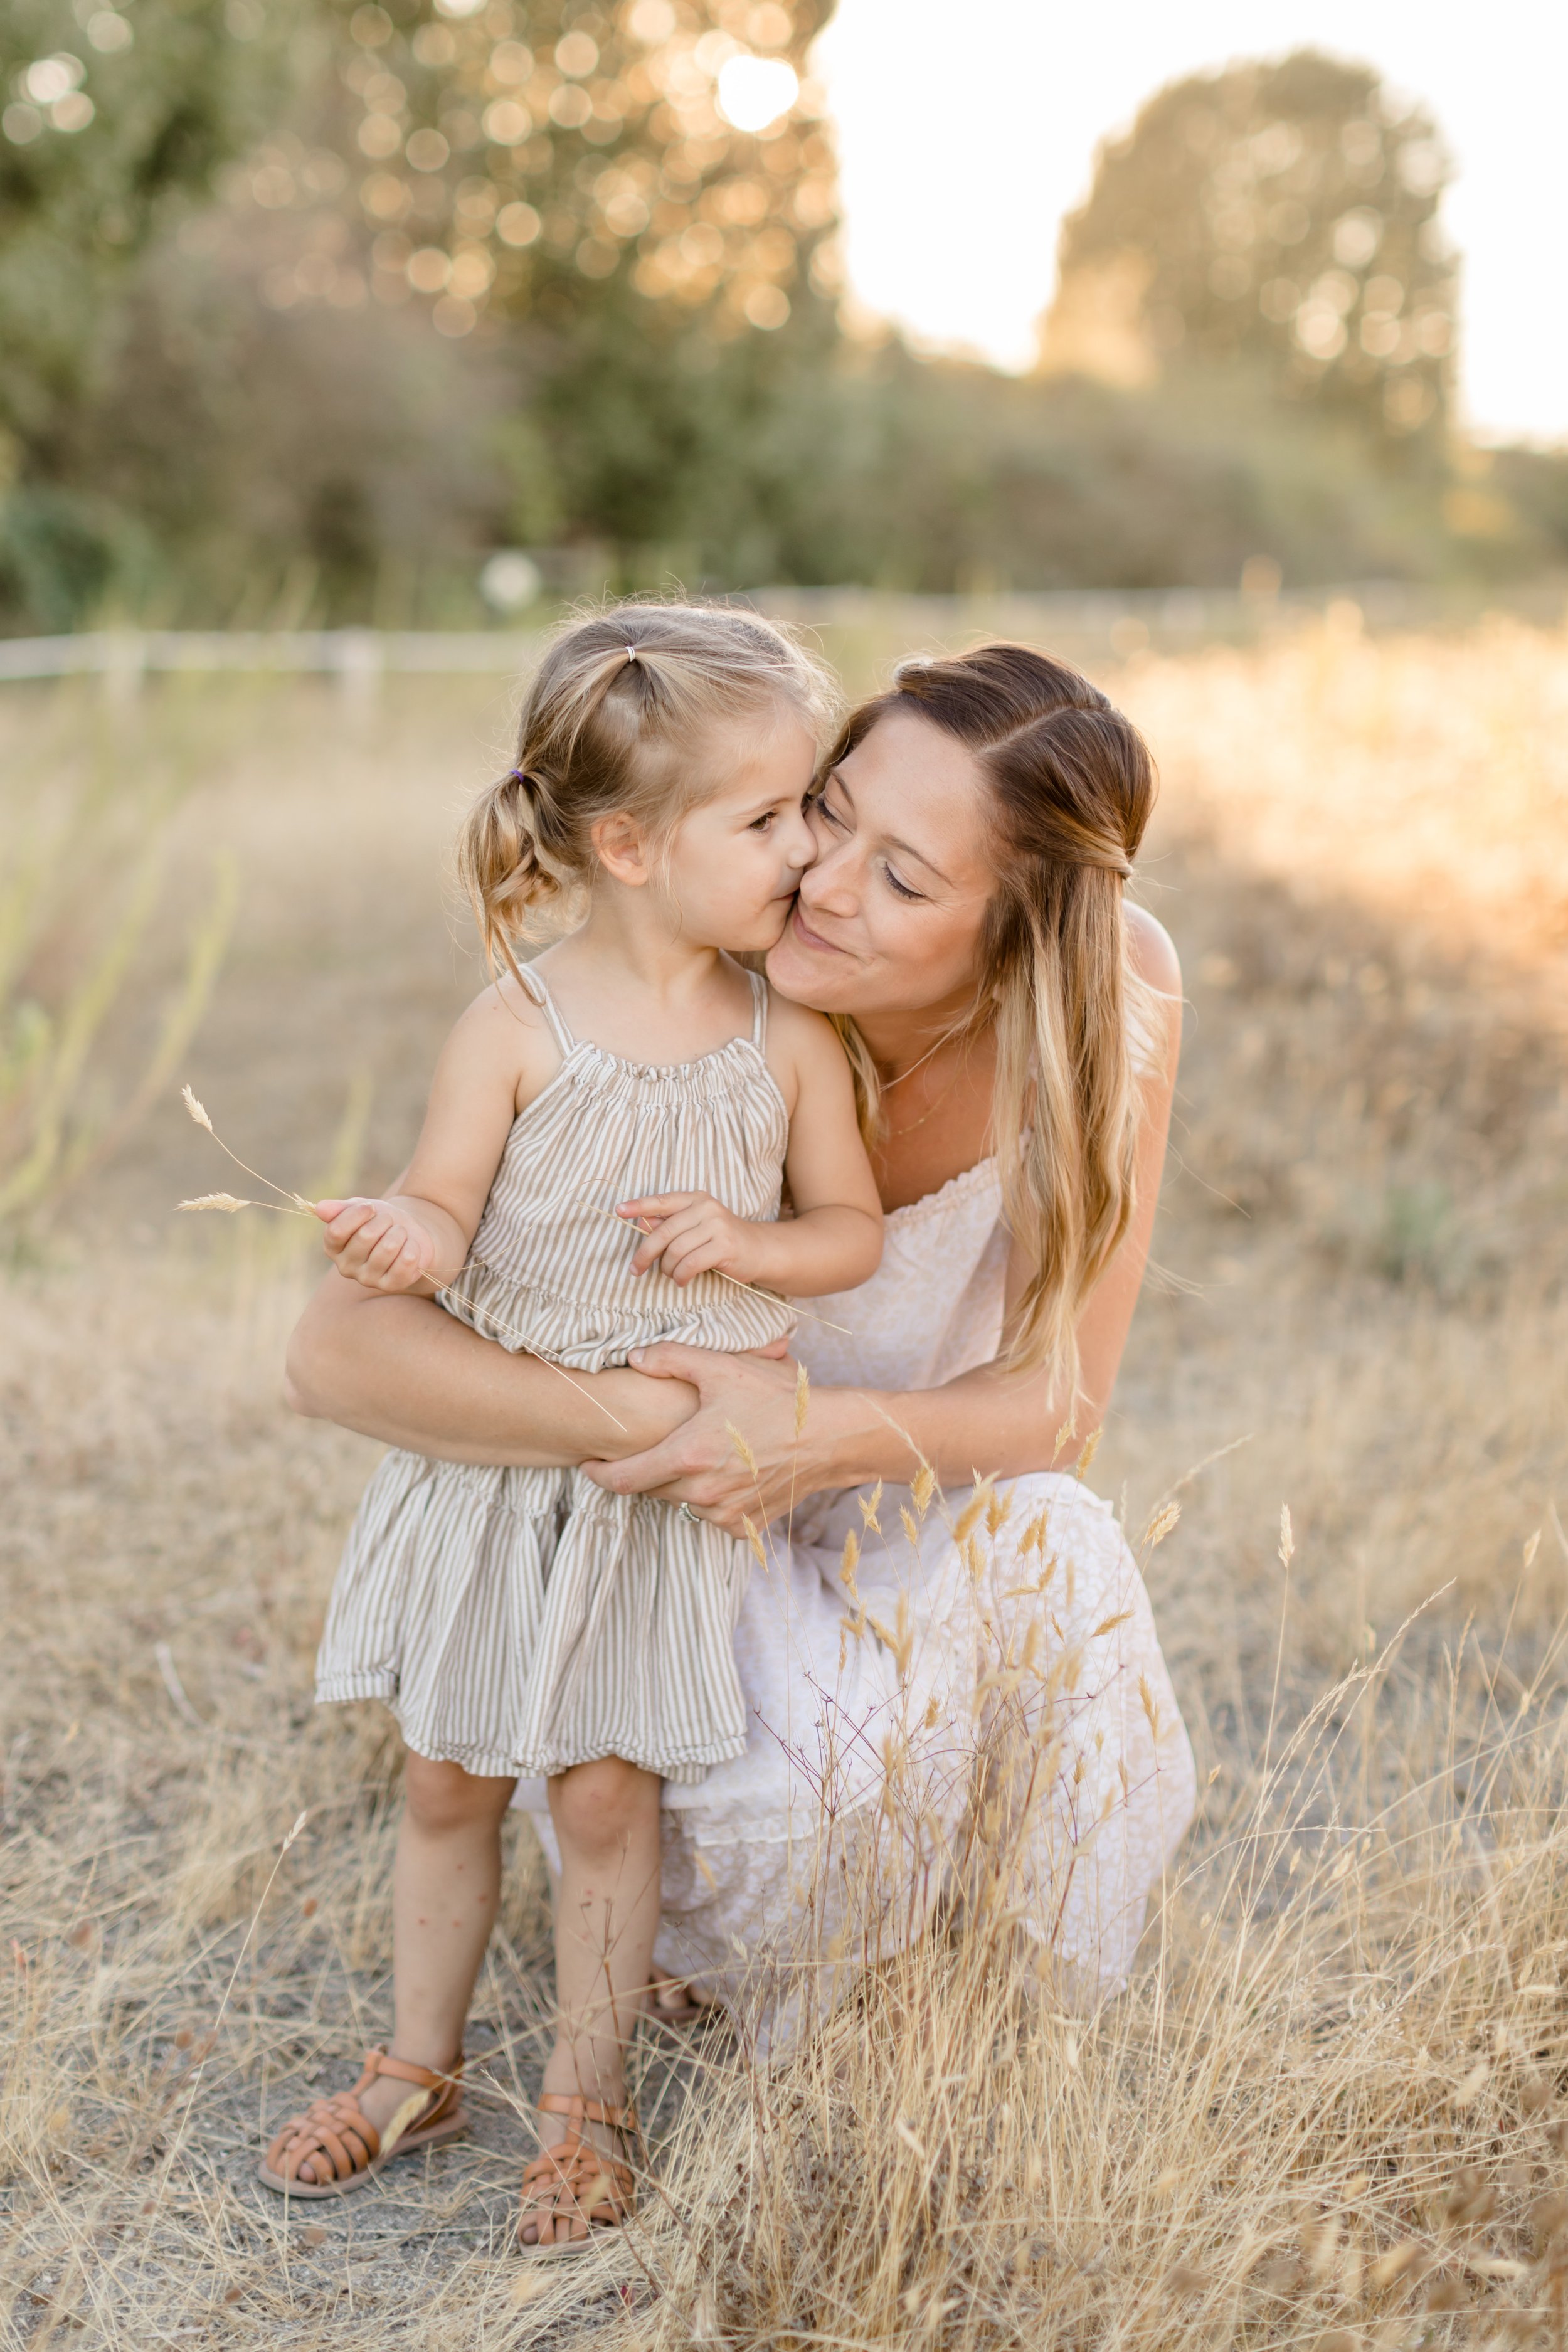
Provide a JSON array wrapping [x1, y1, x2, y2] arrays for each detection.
[[817, 786, 926, 902]]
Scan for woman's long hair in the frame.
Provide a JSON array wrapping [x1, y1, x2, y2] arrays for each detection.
[[830, 644, 1161, 1394]]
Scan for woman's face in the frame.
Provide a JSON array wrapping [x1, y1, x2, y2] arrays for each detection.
[[766, 707, 997, 1025]]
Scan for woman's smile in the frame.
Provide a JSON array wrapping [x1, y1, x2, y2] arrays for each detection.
[[787, 900, 845, 955]]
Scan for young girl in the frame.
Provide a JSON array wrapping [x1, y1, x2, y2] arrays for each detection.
[[260, 606, 882, 2251]]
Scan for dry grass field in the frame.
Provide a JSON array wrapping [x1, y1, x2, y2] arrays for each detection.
[[3, 605, 1568, 2348]]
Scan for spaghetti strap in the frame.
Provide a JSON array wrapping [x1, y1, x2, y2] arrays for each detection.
[[518, 963, 576, 1057], [746, 967, 768, 1053]]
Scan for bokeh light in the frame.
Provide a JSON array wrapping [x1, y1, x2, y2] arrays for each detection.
[[716, 55, 798, 133], [479, 548, 541, 610]]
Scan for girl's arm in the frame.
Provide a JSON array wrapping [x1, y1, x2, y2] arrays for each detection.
[[586, 940, 1182, 1532], [315, 981, 550, 1291], [617, 1000, 883, 1298]]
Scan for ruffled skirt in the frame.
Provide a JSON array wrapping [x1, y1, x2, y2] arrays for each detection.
[[315, 1452, 751, 1783]]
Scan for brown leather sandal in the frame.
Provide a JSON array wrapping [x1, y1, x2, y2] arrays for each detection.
[[517, 2093, 637, 2257], [258, 2048, 468, 2198]]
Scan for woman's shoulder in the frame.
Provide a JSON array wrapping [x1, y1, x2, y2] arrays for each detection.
[[1126, 903, 1182, 997]]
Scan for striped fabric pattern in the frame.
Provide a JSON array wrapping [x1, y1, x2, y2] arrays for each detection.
[[315, 965, 794, 1783]]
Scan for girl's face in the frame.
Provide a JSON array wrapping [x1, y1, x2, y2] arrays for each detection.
[[638, 709, 820, 953], [766, 707, 996, 1024]]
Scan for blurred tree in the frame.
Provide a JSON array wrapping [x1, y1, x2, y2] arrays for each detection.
[[320, 0, 838, 348], [0, 0, 847, 620], [2, 8, 1554, 627], [0, 0, 305, 618], [1041, 50, 1457, 443], [278, 0, 847, 566], [304, 0, 846, 559]]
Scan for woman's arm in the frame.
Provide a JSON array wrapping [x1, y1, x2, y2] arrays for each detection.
[[585, 915, 1182, 1529], [285, 1240, 701, 1468]]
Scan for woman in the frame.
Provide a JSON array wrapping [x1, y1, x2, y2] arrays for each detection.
[[281, 642, 1195, 2235]]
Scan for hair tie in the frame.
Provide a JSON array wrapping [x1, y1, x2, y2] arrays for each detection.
[[625, 645, 638, 664]]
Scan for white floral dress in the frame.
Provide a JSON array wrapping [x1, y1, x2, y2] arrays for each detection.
[[525, 1155, 1197, 2051]]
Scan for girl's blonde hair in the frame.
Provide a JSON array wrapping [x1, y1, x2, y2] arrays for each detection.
[[458, 602, 835, 972], [828, 644, 1161, 1393]]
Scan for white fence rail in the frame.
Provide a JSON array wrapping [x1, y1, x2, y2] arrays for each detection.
[[0, 628, 539, 688], [0, 581, 1512, 696]]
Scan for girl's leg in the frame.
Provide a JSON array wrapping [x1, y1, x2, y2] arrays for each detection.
[[526, 1756, 661, 2208], [290, 1752, 515, 2181]]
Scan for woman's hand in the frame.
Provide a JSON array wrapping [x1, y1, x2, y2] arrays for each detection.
[[581, 1342, 850, 1534]]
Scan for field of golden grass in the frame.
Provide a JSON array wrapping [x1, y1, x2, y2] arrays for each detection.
[[3, 608, 1567, 2348]]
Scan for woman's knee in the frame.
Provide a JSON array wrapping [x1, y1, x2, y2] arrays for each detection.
[[550, 1757, 658, 1857], [403, 1751, 514, 1835]]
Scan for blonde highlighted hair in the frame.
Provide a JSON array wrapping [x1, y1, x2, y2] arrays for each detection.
[[458, 602, 835, 972], [829, 644, 1161, 1391]]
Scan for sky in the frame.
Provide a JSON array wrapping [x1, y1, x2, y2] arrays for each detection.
[[812, 0, 1567, 443]]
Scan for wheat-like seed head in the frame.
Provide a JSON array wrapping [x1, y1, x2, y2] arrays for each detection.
[[176, 1194, 249, 1214], [1144, 1499, 1182, 1550], [181, 1086, 213, 1133]]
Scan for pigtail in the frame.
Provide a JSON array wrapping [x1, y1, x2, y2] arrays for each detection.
[[455, 768, 565, 980]]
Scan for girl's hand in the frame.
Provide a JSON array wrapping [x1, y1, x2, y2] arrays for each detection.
[[315, 1197, 440, 1294], [618, 1192, 764, 1289]]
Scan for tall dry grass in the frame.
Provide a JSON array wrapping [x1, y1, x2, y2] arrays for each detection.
[[0, 683, 245, 1231], [1, 612, 1566, 2347]]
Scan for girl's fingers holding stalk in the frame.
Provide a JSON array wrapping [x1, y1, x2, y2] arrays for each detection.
[[626, 1205, 701, 1275], [317, 1197, 386, 1253], [633, 1202, 744, 1281], [662, 1233, 729, 1286], [362, 1223, 421, 1282], [620, 1193, 712, 1275], [322, 1204, 406, 1282], [618, 1192, 700, 1224]]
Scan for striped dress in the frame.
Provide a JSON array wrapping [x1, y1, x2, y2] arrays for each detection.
[[314, 963, 795, 1783]]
